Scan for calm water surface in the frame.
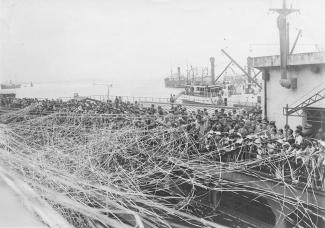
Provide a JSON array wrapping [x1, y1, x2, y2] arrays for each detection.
[[15, 79, 182, 100]]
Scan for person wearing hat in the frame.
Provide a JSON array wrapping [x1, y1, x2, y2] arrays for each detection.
[[296, 125, 303, 133], [270, 128, 277, 140], [203, 108, 208, 115], [277, 129, 284, 139], [169, 94, 174, 104], [284, 124, 291, 138], [254, 123, 263, 135], [195, 114, 202, 128]]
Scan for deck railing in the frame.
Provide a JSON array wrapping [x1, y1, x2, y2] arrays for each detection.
[[1, 94, 259, 110], [57, 95, 170, 103]]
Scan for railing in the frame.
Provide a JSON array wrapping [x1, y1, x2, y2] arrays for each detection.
[[57, 94, 170, 103], [2, 94, 259, 112], [180, 95, 212, 104], [110, 95, 169, 103], [180, 95, 259, 108]]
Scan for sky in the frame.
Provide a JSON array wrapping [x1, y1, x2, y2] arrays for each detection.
[[0, 0, 325, 83]]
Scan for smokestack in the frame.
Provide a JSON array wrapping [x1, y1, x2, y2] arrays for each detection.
[[270, 0, 298, 89], [210, 57, 215, 85], [276, 0, 293, 88], [177, 67, 181, 81], [278, 14, 291, 88]]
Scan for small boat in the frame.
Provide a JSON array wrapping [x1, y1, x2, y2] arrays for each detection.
[[179, 83, 261, 107]]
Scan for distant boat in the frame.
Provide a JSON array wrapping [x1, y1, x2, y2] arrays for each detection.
[[0, 82, 21, 90], [164, 77, 187, 88], [21, 81, 34, 88], [164, 67, 191, 88]]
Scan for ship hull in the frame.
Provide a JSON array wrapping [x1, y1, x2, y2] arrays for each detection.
[[180, 94, 260, 107], [181, 99, 210, 105], [0, 84, 21, 89]]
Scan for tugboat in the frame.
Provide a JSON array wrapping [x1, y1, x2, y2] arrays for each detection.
[[181, 84, 223, 105], [178, 57, 261, 107]]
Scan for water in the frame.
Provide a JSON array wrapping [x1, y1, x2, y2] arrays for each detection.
[[14, 79, 183, 100]]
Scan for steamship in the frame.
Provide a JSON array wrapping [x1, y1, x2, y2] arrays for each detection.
[[177, 58, 262, 107], [180, 83, 261, 107], [0, 81, 21, 90], [164, 67, 187, 88], [164, 66, 209, 88], [164, 77, 187, 88]]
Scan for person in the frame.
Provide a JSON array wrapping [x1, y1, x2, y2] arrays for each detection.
[[217, 96, 223, 106], [202, 112, 210, 134], [284, 124, 290, 137], [277, 129, 284, 139], [287, 129, 295, 145], [169, 94, 174, 104], [317, 145, 325, 189], [158, 106, 164, 116], [296, 125, 303, 134], [267, 121, 276, 132], [149, 104, 156, 115], [114, 97, 119, 108], [270, 128, 277, 140], [203, 108, 209, 116], [238, 125, 248, 138], [294, 130, 303, 145]]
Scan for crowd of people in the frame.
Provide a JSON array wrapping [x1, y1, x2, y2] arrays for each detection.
[[1, 96, 325, 189], [1, 96, 161, 115]]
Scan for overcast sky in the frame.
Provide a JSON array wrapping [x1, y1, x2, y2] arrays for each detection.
[[1, 0, 325, 83]]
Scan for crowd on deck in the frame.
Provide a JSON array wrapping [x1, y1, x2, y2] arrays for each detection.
[[1, 96, 325, 189]]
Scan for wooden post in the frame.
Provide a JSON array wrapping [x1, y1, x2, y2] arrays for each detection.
[[285, 104, 289, 139], [285, 104, 289, 126]]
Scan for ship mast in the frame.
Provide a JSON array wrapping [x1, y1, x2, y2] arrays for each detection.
[[210, 57, 215, 85]]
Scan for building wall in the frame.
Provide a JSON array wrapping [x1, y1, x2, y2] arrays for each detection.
[[252, 52, 325, 68], [264, 65, 325, 128]]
